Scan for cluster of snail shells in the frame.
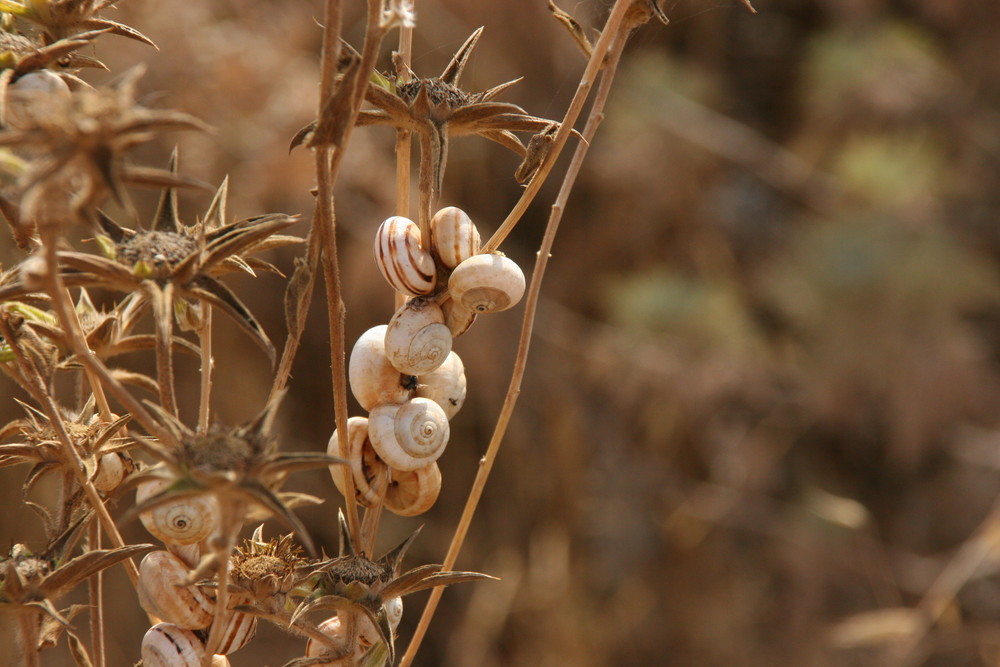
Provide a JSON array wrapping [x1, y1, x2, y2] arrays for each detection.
[[330, 207, 523, 516], [135, 480, 255, 660], [304, 598, 403, 664]]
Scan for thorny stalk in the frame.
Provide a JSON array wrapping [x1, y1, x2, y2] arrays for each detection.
[[202, 497, 245, 663], [88, 522, 105, 667], [198, 309, 213, 432], [400, 3, 639, 664]]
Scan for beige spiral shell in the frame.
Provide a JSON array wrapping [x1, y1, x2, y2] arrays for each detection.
[[138, 550, 215, 630], [374, 216, 437, 297], [349, 325, 412, 411], [304, 615, 371, 663], [328, 416, 389, 508], [141, 623, 206, 667], [430, 207, 480, 269], [441, 297, 477, 337], [415, 351, 466, 419], [448, 253, 526, 313], [385, 463, 442, 517], [93, 452, 129, 492], [368, 398, 450, 472], [384, 298, 453, 376], [136, 479, 219, 546], [213, 610, 257, 655]]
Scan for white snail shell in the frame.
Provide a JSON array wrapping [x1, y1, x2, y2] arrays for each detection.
[[448, 253, 526, 314], [141, 623, 206, 667], [368, 398, 450, 472], [214, 610, 257, 655], [441, 297, 477, 337], [385, 463, 442, 517], [6, 71, 71, 130], [305, 615, 374, 663], [328, 416, 389, 508], [374, 216, 436, 297], [384, 298, 453, 376], [138, 550, 215, 630], [385, 597, 403, 632], [137, 479, 219, 546], [430, 207, 480, 269], [93, 452, 129, 492], [415, 351, 466, 419], [349, 325, 412, 411]]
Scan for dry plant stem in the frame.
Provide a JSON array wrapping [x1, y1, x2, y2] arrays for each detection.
[[481, 2, 633, 254], [88, 522, 106, 667], [201, 498, 244, 663], [57, 285, 112, 420], [18, 612, 39, 667], [400, 7, 635, 666], [198, 310, 213, 433], [148, 282, 178, 416], [0, 288, 142, 590]]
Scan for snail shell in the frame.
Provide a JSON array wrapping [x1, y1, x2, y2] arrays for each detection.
[[448, 253, 526, 313], [136, 479, 219, 546], [368, 398, 450, 472], [384, 299, 453, 376], [93, 452, 129, 492], [304, 615, 372, 663], [328, 416, 389, 508], [349, 325, 412, 411], [374, 216, 436, 297], [141, 623, 206, 667], [385, 463, 442, 517], [138, 550, 215, 630], [6, 71, 71, 129], [214, 610, 257, 655], [415, 351, 466, 419], [385, 597, 403, 632], [441, 297, 477, 337], [430, 207, 480, 269]]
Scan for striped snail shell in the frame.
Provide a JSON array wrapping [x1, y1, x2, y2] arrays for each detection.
[[385, 463, 442, 517], [368, 398, 450, 472], [137, 550, 215, 630], [141, 623, 206, 667], [349, 325, 412, 411], [448, 253, 525, 314], [136, 479, 219, 546], [384, 298, 453, 376], [441, 297, 477, 337], [374, 216, 437, 297], [213, 610, 257, 655], [328, 416, 389, 508], [430, 207, 480, 269], [415, 351, 466, 419]]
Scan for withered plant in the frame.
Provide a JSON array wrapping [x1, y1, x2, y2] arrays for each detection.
[[0, 1, 757, 665]]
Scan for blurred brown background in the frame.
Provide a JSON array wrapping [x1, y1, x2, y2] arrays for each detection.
[[4, 0, 1000, 665]]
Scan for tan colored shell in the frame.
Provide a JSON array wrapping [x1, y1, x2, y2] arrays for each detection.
[[415, 351, 466, 419], [385, 462, 442, 517], [448, 253, 526, 313], [214, 610, 257, 655], [368, 398, 450, 472], [384, 298, 453, 376], [138, 550, 215, 630], [137, 479, 219, 546], [93, 451, 128, 492], [374, 216, 436, 296], [430, 206, 480, 269], [349, 325, 412, 411], [304, 615, 371, 663], [441, 297, 477, 337], [328, 416, 389, 508], [7, 71, 71, 129], [141, 623, 206, 667]]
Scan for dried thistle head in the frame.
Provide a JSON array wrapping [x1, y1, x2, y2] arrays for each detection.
[[295, 511, 495, 665], [127, 393, 346, 557], [0, 0, 155, 45], [0, 67, 208, 227]]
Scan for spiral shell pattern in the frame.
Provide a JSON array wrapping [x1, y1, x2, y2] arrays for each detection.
[[448, 253, 526, 313], [430, 206, 480, 269], [138, 550, 215, 629], [369, 398, 450, 471], [385, 463, 442, 517], [374, 216, 436, 297], [384, 299, 453, 376], [141, 623, 206, 667], [136, 479, 218, 546], [214, 610, 257, 655], [328, 416, 389, 508]]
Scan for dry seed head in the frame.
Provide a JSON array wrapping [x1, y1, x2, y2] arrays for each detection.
[[115, 230, 199, 279]]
